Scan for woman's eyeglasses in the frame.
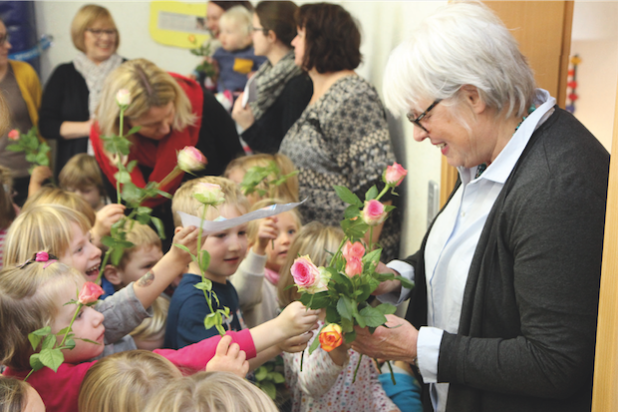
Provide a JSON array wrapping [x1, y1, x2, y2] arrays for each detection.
[[0, 33, 10, 46], [407, 99, 442, 133], [86, 28, 117, 38], [250, 26, 268, 35]]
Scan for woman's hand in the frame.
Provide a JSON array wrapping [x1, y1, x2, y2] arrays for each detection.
[[351, 314, 418, 363], [372, 261, 403, 296], [231, 93, 256, 130], [59, 120, 93, 140]]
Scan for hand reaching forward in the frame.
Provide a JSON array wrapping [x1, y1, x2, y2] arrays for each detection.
[[206, 335, 249, 378], [253, 217, 278, 255], [351, 314, 418, 363], [92, 204, 126, 247], [278, 331, 314, 353], [276, 301, 320, 339]]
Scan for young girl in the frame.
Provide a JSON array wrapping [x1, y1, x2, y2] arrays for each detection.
[[59, 153, 108, 211], [144, 371, 279, 412], [224, 153, 299, 205], [231, 198, 301, 327], [0, 165, 18, 270], [277, 222, 399, 412], [3, 203, 198, 356], [0, 377, 45, 412], [0, 259, 319, 412]]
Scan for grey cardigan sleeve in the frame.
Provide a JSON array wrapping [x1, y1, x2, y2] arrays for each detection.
[[95, 282, 153, 344]]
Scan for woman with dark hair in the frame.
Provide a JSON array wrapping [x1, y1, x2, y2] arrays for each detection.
[[279, 2, 400, 262], [206, 1, 254, 39], [231, 0, 312, 154]]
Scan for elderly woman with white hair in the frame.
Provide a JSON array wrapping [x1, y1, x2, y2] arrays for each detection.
[[351, 3, 609, 412]]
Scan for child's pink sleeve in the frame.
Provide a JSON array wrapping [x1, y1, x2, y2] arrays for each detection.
[[154, 329, 256, 372]]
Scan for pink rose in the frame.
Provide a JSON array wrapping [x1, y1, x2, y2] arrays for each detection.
[[78, 282, 105, 305], [194, 182, 225, 206], [345, 256, 363, 277], [7, 129, 20, 140], [115, 89, 131, 106], [384, 162, 407, 187], [177, 146, 207, 173], [342, 241, 365, 261], [291, 256, 329, 293], [362, 199, 387, 226]]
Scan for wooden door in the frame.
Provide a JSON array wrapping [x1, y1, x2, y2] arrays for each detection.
[[439, 1, 574, 207]]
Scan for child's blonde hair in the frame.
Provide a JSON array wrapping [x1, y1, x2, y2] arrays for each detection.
[[0, 261, 84, 371], [117, 221, 162, 270], [225, 153, 299, 203], [78, 350, 181, 412], [278, 222, 344, 307], [0, 165, 15, 230], [172, 176, 250, 227], [4, 204, 92, 267], [59, 153, 106, 197], [0, 377, 33, 412], [96, 58, 196, 138], [129, 296, 169, 344], [220, 5, 253, 37], [144, 371, 279, 412], [22, 187, 97, 226], [247, 198, 302, 245]]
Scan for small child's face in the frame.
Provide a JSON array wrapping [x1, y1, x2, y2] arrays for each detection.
[[219, 20, 252, 52], [118, 245, 163, 287], [51, 278, 105, 363], [69, 185, 102, 210], [265, 212, 300, 273], [60, 223, 103, 283], [203, 204, 248, 281]]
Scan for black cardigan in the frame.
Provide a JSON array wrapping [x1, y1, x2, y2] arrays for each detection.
[[240, 73, 312, 154], [39, 62, 90, 175], [405, 108, 609, 412]]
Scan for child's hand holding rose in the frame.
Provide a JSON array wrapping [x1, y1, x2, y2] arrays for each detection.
[[253, 217, 278, 256]]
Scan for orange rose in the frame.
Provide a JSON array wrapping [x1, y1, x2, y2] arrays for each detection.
[[319, 323, 343, 352]]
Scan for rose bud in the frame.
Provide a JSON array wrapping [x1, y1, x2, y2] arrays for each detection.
[[177, 146, 207, 173], [78, 282, 105, 305], [319, 323, 344, 352], [362, 200, 387, 226], [193, 182, 225, 206], [345, 256, 363, 277], [342, 241, 365, 261], [384, 162, 408, 187], [115, 89, 131, 107], [7, 129, 20, 140]]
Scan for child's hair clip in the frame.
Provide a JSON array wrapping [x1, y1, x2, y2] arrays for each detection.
[[18, 251, 59, 269]]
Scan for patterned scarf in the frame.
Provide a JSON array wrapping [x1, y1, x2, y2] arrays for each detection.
[[73, 52, 124, 117], [249, 50, 302, 120]]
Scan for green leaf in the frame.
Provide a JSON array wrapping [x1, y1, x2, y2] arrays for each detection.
[[374, 303, 397, 316], [114, 170, 132, 184], [344, 205, 361, 219], [344, 330, 357, 344], [127, 126, 141, 136], [126, 160, 138, 172], [28, 332, 44, 351], [363, 248, 382, 268], [365, 185, 378, 201], [270, 371, 285, 384], [255, 366, 268, 381], [157, 190, 173, 199], [308, 324, 327, 355], [353, 312, 366, 329], [55, 327, 71, 336], [6, 143, 23, 152], [41, 334, 56, 350], [341, 316, 354, 332], [373, 272, 415, 290], [199, 250, 211, 272], [173, 244, 193, 255], [29, 353, 44, 371], [359, 305, 387, 328], [110, 246, 125, 267], [39, 348, 64, 372], [151, 217, 166, 240], [203, 312, 218, 329], [35, 152, 49, 166], [194, 280, 213, 291], [333, 185, 362, 207], [325, 305, 341, 324], [64, 338, 76, 350], [331, 271, 353, 295], [137, 206, 152, 215], [260, 380, 277, 400], [121, 182, 142, 204], [32, 326, 51, 336], [136, 213, 151, 225], [299, 291, 331, 309], [336, 296, 356, 320]]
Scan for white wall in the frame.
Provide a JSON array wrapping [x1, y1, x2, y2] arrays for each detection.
[[33, 1, 445, 257], [570, 1, 618, 151]]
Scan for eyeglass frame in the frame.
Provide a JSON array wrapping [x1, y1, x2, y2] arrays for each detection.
[[0, 32, 10, 47], [85, 28, 118, 38], [250, 26, 269, 35], [406, 99, 442, 133]]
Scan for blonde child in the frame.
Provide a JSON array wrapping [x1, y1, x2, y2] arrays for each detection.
[[129, 296, 169, 350], [0, 377, 45, 412], [144, 371, 279, 412], [0, 260, 314, 412], [231, 198, 301, 327], [225, 153, 299, 204], [0, 166, 18, 270], [59, 153, 107, 211], [278, 222, 399, 412], [3, 203, 198, 356]]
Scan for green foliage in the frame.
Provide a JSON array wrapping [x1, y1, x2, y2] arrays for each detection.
[[240, 161, 299, 198], [254, 358, 286, 401], [6, 126, 51, 173]]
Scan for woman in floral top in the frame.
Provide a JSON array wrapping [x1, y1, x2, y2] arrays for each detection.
[[278, 3, 401, 262]]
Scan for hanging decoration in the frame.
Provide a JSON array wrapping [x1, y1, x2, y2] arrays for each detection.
[[566, 54, 581, 114]]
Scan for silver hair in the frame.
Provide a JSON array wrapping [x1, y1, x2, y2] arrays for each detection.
[[383, 1, 535, 120]]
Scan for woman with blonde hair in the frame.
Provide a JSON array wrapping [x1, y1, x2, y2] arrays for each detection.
[[90, 58, 243, 243], [78, 350, 181, 412], [39, 4, 125, 175], [144, 371, 279, 412]]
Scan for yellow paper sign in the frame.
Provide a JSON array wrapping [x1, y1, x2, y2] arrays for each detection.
[[149, 1, 213, 48]]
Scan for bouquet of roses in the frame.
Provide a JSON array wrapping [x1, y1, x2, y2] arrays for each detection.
[[290, 163, 414, 382]]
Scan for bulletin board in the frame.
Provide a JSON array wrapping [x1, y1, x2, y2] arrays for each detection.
[[149, 1, 213, 48]]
